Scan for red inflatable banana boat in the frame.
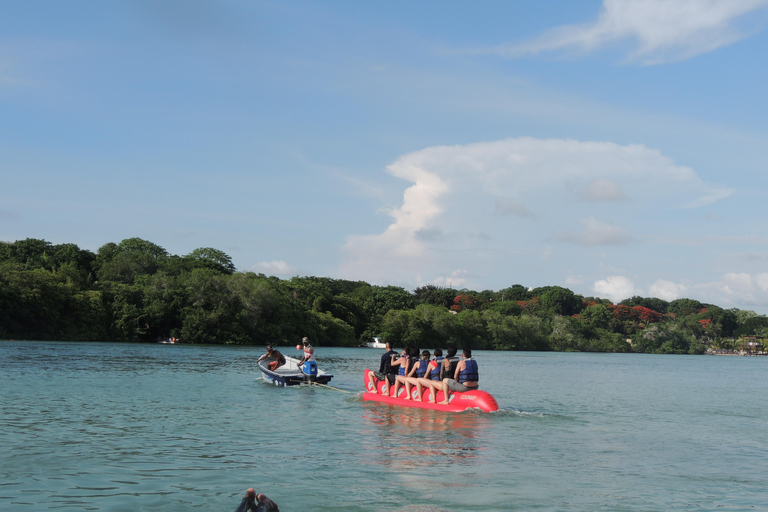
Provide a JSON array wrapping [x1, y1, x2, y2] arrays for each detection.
[[362, 369, 499, 412]]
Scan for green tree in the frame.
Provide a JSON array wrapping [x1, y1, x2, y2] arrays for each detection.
[[184, 247, 236, 274], [413, 284, 457, 308], [538, 286, 581, 316]]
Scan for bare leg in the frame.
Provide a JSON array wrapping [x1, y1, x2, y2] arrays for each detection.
[[414, 380, 423, 401], [368, 372, 378, 394], [404, 379, 412, 400], [439, 380, 451, 404], [427, 380, 441, 403], [392, 376, 404, 397]]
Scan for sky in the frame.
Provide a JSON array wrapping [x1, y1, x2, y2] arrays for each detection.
[[2, 0, 768, 312]]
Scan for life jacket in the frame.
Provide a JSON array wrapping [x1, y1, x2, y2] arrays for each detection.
[[441, 356, 460, 380], [428, 357, 443, 381], [415, 359, 429, 378], [458, 358, 479, 383]]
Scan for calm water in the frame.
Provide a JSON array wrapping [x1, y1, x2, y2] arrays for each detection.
[[1, 341, 766, 512]]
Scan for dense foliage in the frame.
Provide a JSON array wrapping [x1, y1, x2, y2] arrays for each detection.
[[1, 238, 766, 353]]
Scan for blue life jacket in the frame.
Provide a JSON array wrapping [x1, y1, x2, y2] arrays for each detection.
[[458, 359, 479, 383], [415, 359, 428, 378], [429, 357, 443, 381]]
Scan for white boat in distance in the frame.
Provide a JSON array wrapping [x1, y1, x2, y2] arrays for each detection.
[[360, 337, 387, 349]]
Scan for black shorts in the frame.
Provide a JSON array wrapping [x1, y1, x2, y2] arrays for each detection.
[[373, 371, 396, 384]]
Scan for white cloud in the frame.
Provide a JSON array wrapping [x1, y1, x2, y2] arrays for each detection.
[[340, 137, 730, 287], [692, 272, 768, 309], [581, 178, 625, 202], [556, 217, 630, 246], [648, 279, 688, 301], [251, 260, 298, 277], [756, 273, 768, 292], [592, 275, 637, 302], [431, 269, 470, 289], [494, 0, 768, 64], [718, 272, 756, 300]]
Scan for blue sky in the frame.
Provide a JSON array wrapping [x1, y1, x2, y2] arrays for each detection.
[[3, 0, 768, 312]]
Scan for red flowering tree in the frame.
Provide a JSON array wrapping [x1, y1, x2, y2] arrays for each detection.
[[452, 294, 481, 312], [632, 306, 662, 323]]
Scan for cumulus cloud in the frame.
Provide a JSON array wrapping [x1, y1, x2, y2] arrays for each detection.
[[431, 269, 471, 289], [593, 275, 637, 302], [493, 0, 768, 64], [556, 217, 631, 246], [580, 178, 626, 202], [687, 272, 768, 310], [340, 137, 730, 287], [648, 279, 688, 301], [251, 260, 298, 277]]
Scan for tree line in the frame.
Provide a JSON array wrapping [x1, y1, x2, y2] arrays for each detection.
[[2, 237, 767, 354]]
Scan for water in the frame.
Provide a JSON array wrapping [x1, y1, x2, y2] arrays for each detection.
[[1, 341, 766, 511]]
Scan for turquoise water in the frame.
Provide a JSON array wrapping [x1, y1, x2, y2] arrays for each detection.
[[1, 341, 766, 511]]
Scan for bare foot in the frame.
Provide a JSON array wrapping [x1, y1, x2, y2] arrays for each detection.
[[414, 397, 422, 402], [403, 395, 411, 400], [370, 389, 378, 394]]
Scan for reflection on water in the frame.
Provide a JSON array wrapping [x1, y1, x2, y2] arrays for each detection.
[[359, 406, 491, 470]]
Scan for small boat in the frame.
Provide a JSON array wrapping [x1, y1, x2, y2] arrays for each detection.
[[359, 336, 387, 349], [362, 369, 499, 412], [258, 355, 333, 387]]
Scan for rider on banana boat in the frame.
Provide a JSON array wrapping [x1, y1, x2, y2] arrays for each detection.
[[390, 347, 413, 398], [414, 348, 444, 403], [404, 350, 431, 401], [367, 340, 399, 395], [439, 348, 479, 404]]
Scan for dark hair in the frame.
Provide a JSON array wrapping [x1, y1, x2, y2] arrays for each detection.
[[463, 348, 472, 358], [403, 347, 411, 357], [446, 346, 457, 358], [266, 345, 273, 352], [433, 348, 442, 357], [421, 350, 430, 358]]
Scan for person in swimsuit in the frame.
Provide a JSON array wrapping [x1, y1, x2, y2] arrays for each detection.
[[439, 348, 479, 404], [257, 345, 286, 371], [414, 348, 444, 403], [390, 346, 412, 398], [404, 350, 431, 400]]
